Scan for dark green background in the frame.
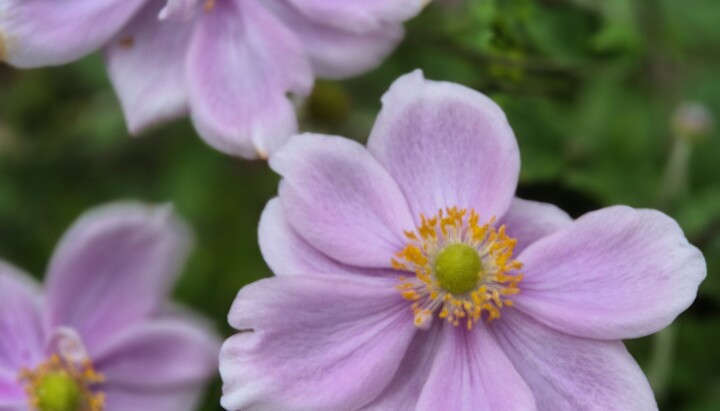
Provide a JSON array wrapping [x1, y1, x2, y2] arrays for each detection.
[[1, 0, 719, 409]]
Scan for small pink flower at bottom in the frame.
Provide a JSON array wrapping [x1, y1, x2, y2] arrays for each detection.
[[0, 203, 220, 411], [219, 71, 706, 410]]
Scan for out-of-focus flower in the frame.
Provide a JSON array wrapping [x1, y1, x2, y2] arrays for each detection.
[[0, 203, 220, 411], [672, 102, 714, 141], [220, 71, 706, 410], [0, 1, 426, 158]]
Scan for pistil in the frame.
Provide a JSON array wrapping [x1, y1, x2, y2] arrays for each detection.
[[393, 207, 523, 330]]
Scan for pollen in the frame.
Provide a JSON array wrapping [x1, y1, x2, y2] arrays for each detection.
[[392, 207, 523, 330], [118, 36, 134, 49], [18, 354, 105, 411]]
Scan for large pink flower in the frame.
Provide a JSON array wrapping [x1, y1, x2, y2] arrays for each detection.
[[219, 71, 706, 410], [0, 203, 220, 411], [0, 0, 425, 158]]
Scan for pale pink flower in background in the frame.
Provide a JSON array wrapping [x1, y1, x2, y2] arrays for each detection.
[[0, 0, 425, 158], [0, 203, 220, 411], [219, 71, 706, 410]]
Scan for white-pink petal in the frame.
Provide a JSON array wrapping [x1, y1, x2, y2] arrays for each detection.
[[93, 318, 219, 389], [516, 206, 706, 340], [158, 0, 200, 21], [0, 0, 145, 67], [220, 275, 416, 411], [258, 198, 395, 278], [264, 0, 404, 79], [494, 311, 657, 411], [415, 325, 536, 411], [0, 262, 44, 374], [0, 375, 26, 410], [368, 70, 520, 222], [360, 327, 443, 411], [103, 385, 205, 411], [186, 0, 313, 158], [284, 0, 425, 32], [270, 134, 414, 268], [44, 203, 191, 353], [499, 197, 573, 254], [105, 1, 192, 135]]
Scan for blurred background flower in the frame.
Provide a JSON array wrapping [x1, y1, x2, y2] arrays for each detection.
[[0, 203, 220, 411], [1, 0, 720, 409], [0, 0, 424, 158]]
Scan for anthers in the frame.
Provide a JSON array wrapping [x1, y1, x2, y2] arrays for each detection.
[[392, 207, 523, 330], [18, 354, 105, 411]]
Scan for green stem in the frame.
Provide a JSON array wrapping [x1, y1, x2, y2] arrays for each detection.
[[647, 325, 676, 398], [659, 136, 692, 209]]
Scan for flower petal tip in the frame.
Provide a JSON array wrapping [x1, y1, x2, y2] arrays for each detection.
[[383, 69, 426, 102]]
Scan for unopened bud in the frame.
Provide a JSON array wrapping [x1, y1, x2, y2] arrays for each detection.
[[672, 102, 714, 141]]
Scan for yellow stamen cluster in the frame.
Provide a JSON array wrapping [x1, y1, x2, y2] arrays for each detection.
[[392, 207, 523, 330], [18, 354, 105, 411]]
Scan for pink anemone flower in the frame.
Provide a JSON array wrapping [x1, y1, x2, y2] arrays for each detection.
[[219, 71, 706, 410], [0, 0, 426, 158], [0, 203, 220, 411]]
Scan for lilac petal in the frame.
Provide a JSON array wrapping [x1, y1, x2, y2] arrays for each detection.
[[494, 311, 657, 410], [0, 0, 145, 67], [159, 303, 217, 332], [0, 262, 44, 374], [264, 0, 403, 79], [259, 198, 398, 277], [270, 134, 414, 268], [186, 0, 313, 158], [415, 326, 536, 411], [220, 275, 416, 411], [516, 206, 706, 340], [103, 386, 205, 411], [258, 197, 343, 276], [0, 374, 25, 409], [368, 70, 520, 221], [44, 203, 192, 353], [92, 317, 219, 389], [158, 0, 200, 21], [284, 0, 424, 32], [499, 198, 572, 255], [105, 1, 192, 134], [360, 325, 442, 410]]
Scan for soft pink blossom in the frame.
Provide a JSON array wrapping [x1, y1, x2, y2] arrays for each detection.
[[220, 71, 706, 410]]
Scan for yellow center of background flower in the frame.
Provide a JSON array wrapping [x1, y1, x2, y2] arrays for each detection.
[[35, 372, 82, 411], [392, 207, 523, 330], [19, 354, 105, 411]]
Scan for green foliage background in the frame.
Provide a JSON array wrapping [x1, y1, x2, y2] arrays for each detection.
[[1, 0, 719, 409]]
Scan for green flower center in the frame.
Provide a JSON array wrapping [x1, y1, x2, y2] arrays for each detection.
[[434, 243, 482, 295], [35, 372, 82, 411]]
